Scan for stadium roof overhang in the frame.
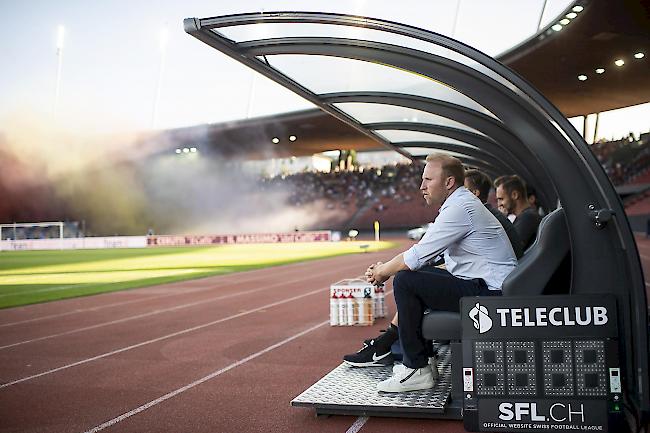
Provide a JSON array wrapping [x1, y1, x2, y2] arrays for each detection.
[[500, 0, 650, 117], [185, 10, 649, 415]]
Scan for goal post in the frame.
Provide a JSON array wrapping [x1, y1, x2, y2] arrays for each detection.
[[0, 221, 64, 241]]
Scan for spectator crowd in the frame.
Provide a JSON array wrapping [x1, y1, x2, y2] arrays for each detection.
[[258, 132, 649, 231]]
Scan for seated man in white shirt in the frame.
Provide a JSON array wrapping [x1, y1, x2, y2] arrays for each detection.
[[346, 153, 517, 393]]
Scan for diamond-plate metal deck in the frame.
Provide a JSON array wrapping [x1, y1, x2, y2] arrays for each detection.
[[292, 345, 454, 418]]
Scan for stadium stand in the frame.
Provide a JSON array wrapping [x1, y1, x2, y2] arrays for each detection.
[[256, 133, 649, 232]]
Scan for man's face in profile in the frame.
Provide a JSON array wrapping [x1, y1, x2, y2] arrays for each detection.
[[496, 185, 514, 214], [420, 162, 448, 208]]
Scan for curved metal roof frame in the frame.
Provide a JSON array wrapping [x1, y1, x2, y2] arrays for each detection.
[[185, 11, 649, 413], [412, 153, 500, 179], [322, 92, 538, 184], [366, 122, 514, 173], [392, 141, 510, 174], [238, 38, 556, 207]]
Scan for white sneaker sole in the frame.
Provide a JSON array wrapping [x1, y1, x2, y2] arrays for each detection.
[[377, 371, 435, 393], [343, 359, 392, 368]]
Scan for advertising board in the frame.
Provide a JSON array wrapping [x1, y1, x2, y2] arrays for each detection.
[[461, 295, 622, 432]]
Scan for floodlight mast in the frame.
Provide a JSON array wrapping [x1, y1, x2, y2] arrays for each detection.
[[53, 25, 65, 116], [151, 24, 169, 129]]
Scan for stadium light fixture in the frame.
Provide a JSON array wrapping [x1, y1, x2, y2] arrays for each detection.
[[559, 18, 570, 25], [272, 137, 280, 144], [577, 74, 588, 81], [56, 25, 65, 50], [175, 149, 181, 154], [566, 12, 577, 19], [595, 68, 605, 74], [182, 147, 190, 153], [614, 59, 625, 67], [289, 135, 297, 141], [190, 147, 197, 153], [634, 52, 645, 59], [572, 5, 584, 12], [551, 24, 563, 32], [159, 26, 169, 52]]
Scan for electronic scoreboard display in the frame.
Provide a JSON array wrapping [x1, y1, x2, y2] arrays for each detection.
[[461, 295, 622, 432]]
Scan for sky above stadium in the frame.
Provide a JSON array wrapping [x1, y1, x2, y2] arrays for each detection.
[[1, 0, 579, 134]]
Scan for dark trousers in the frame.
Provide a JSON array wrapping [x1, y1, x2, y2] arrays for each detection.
[[393, 266, 501, 369]]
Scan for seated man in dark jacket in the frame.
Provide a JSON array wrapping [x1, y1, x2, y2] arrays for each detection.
[[464, 170, 523, 259], [496, 175, 541, 251]]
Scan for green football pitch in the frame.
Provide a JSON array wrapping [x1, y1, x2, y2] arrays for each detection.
[[0, 241, 395, 309]]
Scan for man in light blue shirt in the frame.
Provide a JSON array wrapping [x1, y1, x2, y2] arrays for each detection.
[[361, 153, 517, 393]]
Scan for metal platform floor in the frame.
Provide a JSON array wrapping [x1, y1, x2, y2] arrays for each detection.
[[292, 345, 460, 419]]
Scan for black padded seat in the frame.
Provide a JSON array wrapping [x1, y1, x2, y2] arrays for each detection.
[[422, 208, 568, 341]]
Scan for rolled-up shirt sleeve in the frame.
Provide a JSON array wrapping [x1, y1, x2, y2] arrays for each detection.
[[403, 203, 471, 270]]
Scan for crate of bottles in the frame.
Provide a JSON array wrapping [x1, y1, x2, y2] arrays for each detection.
[[329, 278, 388, 326]]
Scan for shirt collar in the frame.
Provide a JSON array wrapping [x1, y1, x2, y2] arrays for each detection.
[[439, 186, 466, 211]]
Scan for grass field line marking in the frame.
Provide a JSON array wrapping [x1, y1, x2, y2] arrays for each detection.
[[0, 285, 332, 389], [0, 255, 372, 327], [82, 319, 330, 433], [0, 262, 362, 350], [345, 416, 369, 433]]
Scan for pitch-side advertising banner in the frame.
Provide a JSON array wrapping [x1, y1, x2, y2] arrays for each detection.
[[147, 231, 332, 246], [0, 236, 147, 251]]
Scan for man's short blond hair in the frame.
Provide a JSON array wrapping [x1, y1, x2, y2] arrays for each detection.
[[425, 153, 465, 186]]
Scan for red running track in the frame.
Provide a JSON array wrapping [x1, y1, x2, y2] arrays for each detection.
[[0, 237, 648, 433]]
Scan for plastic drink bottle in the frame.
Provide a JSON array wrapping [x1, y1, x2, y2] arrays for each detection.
[[330, 291, 339, 326], [346, 291, 355, 325]]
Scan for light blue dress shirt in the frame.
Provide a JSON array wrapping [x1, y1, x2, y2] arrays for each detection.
[[403, 187, 517, 290]]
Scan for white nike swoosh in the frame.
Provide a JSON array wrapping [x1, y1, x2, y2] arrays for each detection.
[[372, 352, 391, 362]]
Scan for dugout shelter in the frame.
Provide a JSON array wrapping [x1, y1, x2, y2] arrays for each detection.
[[184, 6, 649, 431]]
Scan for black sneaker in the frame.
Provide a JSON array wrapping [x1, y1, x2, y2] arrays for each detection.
[[343, 338, 394, 367]]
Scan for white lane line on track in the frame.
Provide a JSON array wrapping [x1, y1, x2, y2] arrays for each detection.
[[345, 416, 369, 433], [82, 319, 330, 433], [341, 289, 394, 433], [0, 253, 381, 328], [0, 295, 173, 328], [82, 288, 393, 433], [0, 262, 363, 350], [0, 285, 330, 389]]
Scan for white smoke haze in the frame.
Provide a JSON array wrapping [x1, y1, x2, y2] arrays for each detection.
[[0, 111, 326, 235]]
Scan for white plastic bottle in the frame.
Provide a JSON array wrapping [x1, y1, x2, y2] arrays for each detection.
[[375, 285, 386, 318], [330, 291, 339, 326], [346, 291, 355, 325], [358, 292, 367, 325], [337, 289, 347, 325]]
